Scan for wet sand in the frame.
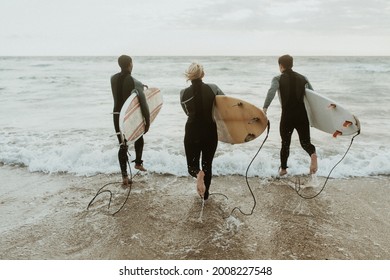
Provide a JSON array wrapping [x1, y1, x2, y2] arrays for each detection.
[[1, 165, 389, 260]]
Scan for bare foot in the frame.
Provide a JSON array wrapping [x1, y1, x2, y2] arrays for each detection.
[[310, 153, 318, 174], [135, 164, 147, 172], [122, 176, 131, 187], [196, 171, 206, 198], [279, 168, 288, 176]]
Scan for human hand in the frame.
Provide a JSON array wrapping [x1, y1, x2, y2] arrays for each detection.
[[144, 122, 150, 133]]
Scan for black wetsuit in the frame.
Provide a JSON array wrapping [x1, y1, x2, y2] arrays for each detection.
[[180, 79, 224, 199], [110, 70, 150, 177], [278, 69, 316, 169]]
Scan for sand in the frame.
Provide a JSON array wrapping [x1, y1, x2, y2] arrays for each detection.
[[1, 164, 389, 260]]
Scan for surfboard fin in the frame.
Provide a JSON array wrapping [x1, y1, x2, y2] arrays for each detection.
[[343, 120, 353, 127], [328, 103, 337, 109], [245, 133, 256, 142], [248, 117, 260, 124], [333, 130, 342, 137]]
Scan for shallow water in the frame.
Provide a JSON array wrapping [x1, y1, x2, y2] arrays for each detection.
[[1, 56, 389, 178]]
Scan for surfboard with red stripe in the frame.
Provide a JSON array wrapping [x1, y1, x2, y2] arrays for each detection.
[[304, 88, 360, 137], [119, 87, 163, 143]]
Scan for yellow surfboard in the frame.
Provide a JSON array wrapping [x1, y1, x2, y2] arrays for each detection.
[[213, 95, 268, 144]]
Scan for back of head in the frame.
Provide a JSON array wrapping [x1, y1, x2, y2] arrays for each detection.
[[185, 62, 205, 81], [118, 55, 132, 70], [278, 55, 293, 70]]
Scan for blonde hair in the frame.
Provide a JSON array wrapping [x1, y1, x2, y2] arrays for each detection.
[[185, 62, 205, 81]]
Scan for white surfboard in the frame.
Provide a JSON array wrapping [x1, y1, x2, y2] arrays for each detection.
[[304, 89, 360, 137], [119, 87, 163, 143]]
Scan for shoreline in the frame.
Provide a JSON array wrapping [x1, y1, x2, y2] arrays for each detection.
[[1, 165, 389, 260]]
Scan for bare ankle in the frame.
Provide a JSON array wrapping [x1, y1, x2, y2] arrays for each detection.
[[310, 153, 318, 174], [196, 171, 205, 198], [279, 168, 288, 176], [122, 176, 130, 186]]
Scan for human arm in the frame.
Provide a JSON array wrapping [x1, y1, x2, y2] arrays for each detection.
[[179, 89, 189, 115], [304, 76, 313, 90], [263, 75, 280, 114], [110, 74, 123, 142], [208, 83, 225, 96], [134, 79, 151, 133]]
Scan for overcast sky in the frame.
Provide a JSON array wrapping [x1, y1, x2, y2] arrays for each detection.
[[1, 0, 389, 56]]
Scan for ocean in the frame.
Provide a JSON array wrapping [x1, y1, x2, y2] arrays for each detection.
[[1, 56, 389, 178]]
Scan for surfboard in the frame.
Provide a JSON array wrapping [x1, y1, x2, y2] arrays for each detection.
[[304, 89, 360, 137], [213, 95, 268, 144], [119, 87, 163, 143]]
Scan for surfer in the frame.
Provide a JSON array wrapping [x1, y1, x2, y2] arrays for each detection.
[[111, 55, 150, 186], [180, 62, 225, 200], [263, 55, 318, 176]]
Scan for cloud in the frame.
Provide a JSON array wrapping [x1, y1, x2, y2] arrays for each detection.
[[0, 0, 389, 55], [169, 0, 390, 35]]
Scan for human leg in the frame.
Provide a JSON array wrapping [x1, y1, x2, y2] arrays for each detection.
[[200, 131, 218, 200], [309, 153, 318, 174], [279, 119, 294, 175], [134, 136, 147, 171], [196, 170, 206, 198], [184, 136, 201, 178], [118, 143, 129, 185], [114, 114, 130, 184], [296, 122, 317, 174], [184, 133, 205, 197]]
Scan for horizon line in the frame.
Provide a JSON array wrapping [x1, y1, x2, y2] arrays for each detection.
[[1, 54, 390, 57]]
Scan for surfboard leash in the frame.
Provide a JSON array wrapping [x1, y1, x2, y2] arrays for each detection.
[[223, 120, 271, 218], [294, 129, 361, 199], [87, 151, 139, 216]]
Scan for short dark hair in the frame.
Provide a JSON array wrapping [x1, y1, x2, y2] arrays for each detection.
[[278, 55, 293, 69], [118, 55, 132, 69]]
